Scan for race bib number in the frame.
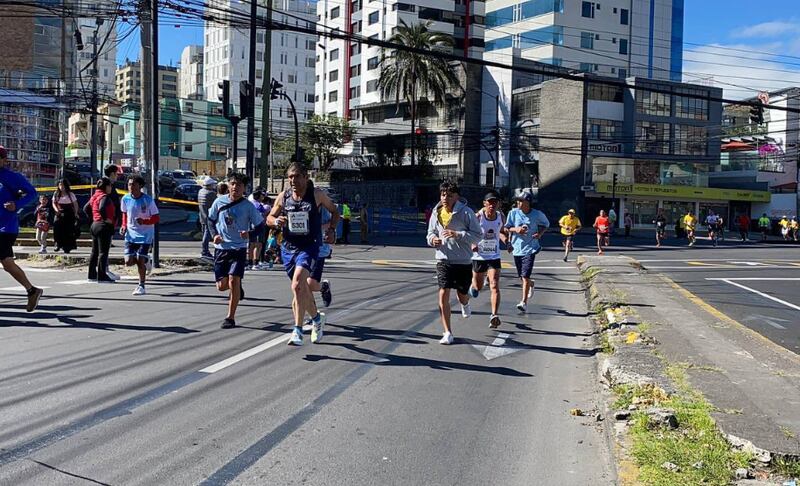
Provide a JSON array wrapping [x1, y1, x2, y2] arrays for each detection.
[[478, 239, 498, 254], [598, 224, 608, 232], [288, 211, 310, 235]]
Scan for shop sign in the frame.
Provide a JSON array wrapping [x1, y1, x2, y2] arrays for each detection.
[[588, 142, 622, 154], [594, 181, 770, 202]]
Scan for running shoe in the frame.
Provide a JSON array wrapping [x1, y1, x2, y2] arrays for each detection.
[[516, 301, 527, 314], [107, 269, 120, 281], [221, 318, 236, 329], [489, 314, 501, 329], [26, 287, 43, 312], [439, 332, 454, 345], [132, 284, 146, 296], [311, 313, 326, 343], [321, 280, 332, 307], [563, 255, 568, 262], [461, 303, 472, 318], [288, 327, 303, 346], [146, 259, 153, 275], [39, 247, 47, 254], [468, 286, 479, 299]]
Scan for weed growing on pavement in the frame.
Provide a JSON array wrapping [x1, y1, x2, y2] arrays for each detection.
[[773, 456, 800, 478], [600, 332, 615, 355], [637, 321, 653, 334], [581, 266, 603, 283], [611, 384, 666, 410]]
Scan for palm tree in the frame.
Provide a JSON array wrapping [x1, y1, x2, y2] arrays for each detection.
[[377, 20, 461, 166]]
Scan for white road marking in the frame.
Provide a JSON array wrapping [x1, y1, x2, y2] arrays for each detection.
[[0, 286, 52, 292], [709, 278, 800, 312], [18, 267, 64, 273], [471, 332, 522, 360], [743, 315, 789, 330], [706, 278, 800, 281], [730, 261, 769, 266]]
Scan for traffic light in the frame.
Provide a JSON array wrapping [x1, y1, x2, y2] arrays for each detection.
[[217, 80, 230, 119], [74, 30, 84, 51], [613, 173, 618, 186], [240, 80, 253, 119], [749, 102, 765, 125], [270, 79, 283, 100]]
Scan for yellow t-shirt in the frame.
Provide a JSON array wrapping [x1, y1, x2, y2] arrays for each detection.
[[683, 214, 696, 229], [438, 206, 453, 228], [559, 215, 581, 236], [779, 218, 790, 229]]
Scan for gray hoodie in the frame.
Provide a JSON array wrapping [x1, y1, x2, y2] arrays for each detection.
[[426, 198, 482, 264]]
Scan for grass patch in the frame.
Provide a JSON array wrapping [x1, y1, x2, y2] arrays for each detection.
[[600, 332, 615, 355], [612, 383, 667, 410], [625, 365, 752, 485], [773, 456, 800, 478], [638, 321, 653, 334], [581, 266, 603, 283]]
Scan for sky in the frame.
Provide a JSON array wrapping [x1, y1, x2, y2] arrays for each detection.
[[117, 0, 800, 99]]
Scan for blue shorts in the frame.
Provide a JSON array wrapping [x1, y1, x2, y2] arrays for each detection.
[[514, 254, 536, 279], [124, 242, 151, 260], [282, 247, 319, 279], [214, 248, 248, 282]]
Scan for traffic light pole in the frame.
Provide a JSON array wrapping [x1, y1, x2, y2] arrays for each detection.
[[231, 116, 240, 172]]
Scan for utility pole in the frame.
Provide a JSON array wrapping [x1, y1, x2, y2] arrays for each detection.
[[89, 24, 100, 178], [141, 0, 160, 266], [245, 0, 258, 183], [141, 4, 153, 177], [259, 1, 273, 190], [494, 94, 500, 189]]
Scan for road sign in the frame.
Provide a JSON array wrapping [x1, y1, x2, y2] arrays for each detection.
[[581, 185, 595, 192]]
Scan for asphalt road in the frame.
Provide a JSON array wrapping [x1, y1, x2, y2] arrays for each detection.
[[0, 246, 613, 485]]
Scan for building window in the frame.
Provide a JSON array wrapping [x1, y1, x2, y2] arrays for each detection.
[[580, 32, 594, 49], [366, 79, 379, 93], [350, 43, 361, 56], [350, 64, 361, 77], [307, 93, 315, 102], [511, 89, 540, 120], [619, 39, 628, 55], [368, 11, 379, 24], [619, 68, 627, 79], [306, 57, 315, 68], [579, 62, 594, 73], [210, 144, 227, 156], [674, 125, 708, 155], [288, 73, 297, 83], [349, 86, 361, 98], [581, 1, 594, 18], [636, 90, 672, 116], [587, 83, 624, 102], [329, 90, 338, 102], [620, 8, 629, 25], [329, 69, 339, 82], [587, 118, 622, 141], [351, 0, 362, 12], [211, 125, 227, 137], [185, 102, 194, 113], [367, 56, 379, 70], [392, 3, 415, 12], [184, 144, 193, 152], [330, 48, 339, 61], [635, 121, 670, 154], [306, 39, 316, 50], [331, 6, 340, 18], [185, 122, 193, 132], [351, 21, 362, 33]]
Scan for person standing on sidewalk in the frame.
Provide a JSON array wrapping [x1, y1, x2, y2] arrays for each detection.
[[0, 145, 43, 312], [359, 203, 369, 244], [736, 213, 751, 242], [758, 213, 770, 241], [103, 165, 122, 281], [505, 191, 549, 314], [608, 206, 618, 236], [340, 199, 351, 244], [86, 177, 116, 283], [623, 211, 633, 237], [558, 209, 581, 262], [35, 195, 51, 254], [468, 191, 507, 329], [51, 179, 79, 253], [197, 176, 217, 260], [121, 176, 159, 296], [427, 181, 481, 344]]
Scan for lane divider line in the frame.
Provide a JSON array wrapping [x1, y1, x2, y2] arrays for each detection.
[[711, 278, 800, 312]]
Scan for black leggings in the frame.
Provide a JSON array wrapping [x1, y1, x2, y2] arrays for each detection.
[[89, 222, 114, 280]]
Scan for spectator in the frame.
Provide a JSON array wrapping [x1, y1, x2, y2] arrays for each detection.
[[623, 211, 633, 237], [35, 195, 50, 254], [198, 177, 217, 259], [340, 198, 352, 244], [360, 203, 369, 243], [51, 179, 80, 253], [736, 213, 750, 241], [85, 178, 116, 283]]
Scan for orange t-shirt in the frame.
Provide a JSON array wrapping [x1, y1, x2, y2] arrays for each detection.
[[594, 216, 610, 234]]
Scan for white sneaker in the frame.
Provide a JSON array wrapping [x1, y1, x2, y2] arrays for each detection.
[[39, 247, 47, 254], [439, 332, 454, 345], [132, 284, 146, 296], [287, 327, 303, 346], [311, 313, 326, 343], [516, 301, 527, 314], [461, 303, 472, 318], [146, 259, 153, 275], [107, 269, 120, 281]]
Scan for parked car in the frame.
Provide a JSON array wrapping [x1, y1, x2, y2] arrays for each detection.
[[158, 170, 197, 193], [174, 183, 201, 202]]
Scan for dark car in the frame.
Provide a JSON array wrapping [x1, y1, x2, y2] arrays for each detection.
[[174, 183, 201, 201]]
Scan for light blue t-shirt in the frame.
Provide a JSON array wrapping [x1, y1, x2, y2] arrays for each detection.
[[121, 193, 158, 244], [505, 207, 550, 256], [319, 206, 332, 258], [208, 195, 264, 250]]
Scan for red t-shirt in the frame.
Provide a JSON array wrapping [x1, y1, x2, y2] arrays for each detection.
[[737, 215, 750, 229], [594, 216, 610, 234]]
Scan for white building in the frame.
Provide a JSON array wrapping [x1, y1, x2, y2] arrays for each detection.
[[179, 45, 204, 100], [74, 17, 117, 98], [203, 0, 317, 162]]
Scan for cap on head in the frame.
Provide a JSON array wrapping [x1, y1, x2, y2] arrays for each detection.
[[568, 209, 576, 214], [515, 191, 534, 204], [202, 176, 217, 187], [483, 191, 500, 202], [0, 145, 7, 159]]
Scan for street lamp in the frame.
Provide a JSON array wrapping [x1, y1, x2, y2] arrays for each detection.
[[270, 78, 301, 163]]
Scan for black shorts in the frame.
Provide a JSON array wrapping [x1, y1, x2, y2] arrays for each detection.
[[0, 233, 16, 260], [249, 227, 266, 244], [514, 254, 535, 279], [472, 259, 501, 274], [214, 248, 248, 281], [309, 256, 326, 283], [436, 262, 472, 294]]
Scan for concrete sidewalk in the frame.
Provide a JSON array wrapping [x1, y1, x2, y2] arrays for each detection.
[[580, 255, 800, 461]]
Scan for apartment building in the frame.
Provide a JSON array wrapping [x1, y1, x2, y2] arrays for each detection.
[[179, 45, 205, 100], [115, 60, 179, 105], [74, 17, 117, 99]]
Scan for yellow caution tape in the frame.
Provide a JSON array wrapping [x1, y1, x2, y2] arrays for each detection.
[[34, 185, 198, 207]]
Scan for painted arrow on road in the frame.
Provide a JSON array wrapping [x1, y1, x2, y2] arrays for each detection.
[[743, 314, 790, 330], [471, 333, 523, 360]]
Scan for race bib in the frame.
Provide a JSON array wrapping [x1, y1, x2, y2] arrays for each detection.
[[598, 224, 608, 232], [478, 239, 498, 254], [288, 211, 310, 235]]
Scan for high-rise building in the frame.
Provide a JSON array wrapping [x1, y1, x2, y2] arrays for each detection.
[[74, 17, 117, 99], [203, 0, 318, 163], [179, 45, 204, 100], [115, 60, 179, 104]]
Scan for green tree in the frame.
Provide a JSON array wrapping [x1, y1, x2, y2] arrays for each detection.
[[302, 114, 356, 172], [377, 20, 461, 166]]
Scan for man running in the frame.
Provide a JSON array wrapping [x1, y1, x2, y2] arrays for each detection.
[[791, 217, 799, 242], [736, 213, 750, 242], [758, 213, 770, 241], [267, 163, 339, 346], [468, 191, 507, 329], [779, 215, 791, 241], [208, 173, 265, 329], [558, 209, 581, 262], [120, 176, 159, 295], [683, 210, 697, 247], [593, 210, 610, 255], [505, 191, 549, 314], [247, 189, 269, 269], [427, 181, 481, 344], [705, 210, 721, 247], [653, 208, 667, 248], [0, 145, 43, 312]]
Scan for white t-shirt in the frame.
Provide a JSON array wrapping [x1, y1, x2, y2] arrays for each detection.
[[472, 209, 504, 261]]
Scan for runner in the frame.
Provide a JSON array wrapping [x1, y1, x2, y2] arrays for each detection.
[[758, 213, 770, 241], [705, 210, 721, 247], [558, 208, 581, 262], [593, 210, 610, 255], [505, 191, 549, 314], [779, 215, 791, 241], [736, 213, 750, 242], [120, 176, 160, 295], [304, 205, 334, 310], [0, 145, 43, 312], [683, 210, 697, 247], [468, 191, 507, 329], [718, 214, 726, 241], [653, 208, 667, 248], [207, 173, 265, 329], [791, 217, 799, 242], [247, 189, 269, 269], [426, 181, 481, 343], [267, 163, 339, 346]]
